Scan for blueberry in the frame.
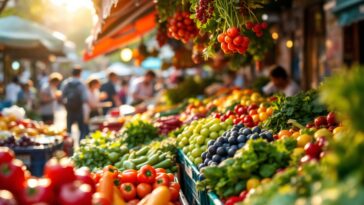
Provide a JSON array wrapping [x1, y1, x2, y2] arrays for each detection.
[[246, 134, 252, 139], [214, 141, 223, 147], [237, 135, 247, 143], [265, 131, 274, 141], [222, 143, 230, 148], [206, 152, 213, 159], [198, 163, 205, 170], [208, 140, 216, 146], [201, 152, 207, 160], [216, 147, 227, 155], [259, 133, 267, 140], [239, 128, 245, 134], [231, 131, 239, 138], [228, 136, 238, 145], [212, 155, 222, 163], [230, 145, 238, 150], [232, 126, 240, 132], [251, 133, 260, 140], [217, 137, 225, 144], [236, 124, 244, 129], [208, 145, 217, 154], [242, 128, 252, 135], [228, 146, 238, 157], [252, 126, 261, 133], [204, 158, 210, 166], [221, 137, 228, 143]]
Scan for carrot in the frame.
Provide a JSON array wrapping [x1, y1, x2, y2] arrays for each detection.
[[98, 171, 114, 203], [113, 186, 126, 205]]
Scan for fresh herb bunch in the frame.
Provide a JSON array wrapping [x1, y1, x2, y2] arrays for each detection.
[[121, 120, 160, 149], [200, 138, 296, 198], [263, 91, 327, 133]]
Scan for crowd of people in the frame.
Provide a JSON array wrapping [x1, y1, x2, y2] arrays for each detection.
[[1, 64, 300, 141]]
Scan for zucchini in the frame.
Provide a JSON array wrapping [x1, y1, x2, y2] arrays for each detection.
[[131, 156, 148, 165], [135, 147, 149, 156], [154, 159, 172, 169], [123, 160, 136, 169]]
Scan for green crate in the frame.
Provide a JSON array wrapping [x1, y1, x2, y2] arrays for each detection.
[[178, 149, 223, 205]]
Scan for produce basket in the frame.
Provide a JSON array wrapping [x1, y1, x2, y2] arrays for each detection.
[[12, 141, 64, 176], [206, 192, 223, 205]]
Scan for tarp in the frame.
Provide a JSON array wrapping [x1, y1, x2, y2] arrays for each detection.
[[333, 0, 364, 26], [0, 16, 65, 54]]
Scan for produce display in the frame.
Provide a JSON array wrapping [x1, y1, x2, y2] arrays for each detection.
[[154, 116, 183, 136], [0, 134, 40, 147], [121, 120, 160, 149], [199, 124, 274, 170], [176, 117, 233, 165]]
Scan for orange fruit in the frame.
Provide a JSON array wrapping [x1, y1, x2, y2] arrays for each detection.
[[278, 130, 292, 138]]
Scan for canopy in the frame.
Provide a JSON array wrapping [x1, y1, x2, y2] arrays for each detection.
[[333, 0, 364, 26], [83, 0, 156, 61], [0, 16, 65, 58]]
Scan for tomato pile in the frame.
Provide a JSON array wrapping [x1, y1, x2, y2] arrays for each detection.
[[245, 21, 268, 37], [167, 11, 199, 43], [217, 27, 250, 54], [93, 165, 181, 205]]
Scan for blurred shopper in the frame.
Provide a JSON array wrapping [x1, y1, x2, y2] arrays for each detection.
[[39, 73, 63, 124], [61, 66, 88, 141], [118, 80, 129, 105], [5, 77, 21, 104], [131, 70, 156, 105], [18, 80, 37, 110], [100, 71, 121, 115], [86, 77, 103, 119], [263, 65, 300, 97]]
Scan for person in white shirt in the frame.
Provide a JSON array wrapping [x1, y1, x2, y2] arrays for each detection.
[[263, 65, 300, 97], [5, 77, 21, 104], [131, 70, 156, 105]]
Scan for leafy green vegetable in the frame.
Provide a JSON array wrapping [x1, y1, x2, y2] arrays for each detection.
[[121, 120, 160, 149], [200, 138, 296, 198], [263, 90, 327, 133]]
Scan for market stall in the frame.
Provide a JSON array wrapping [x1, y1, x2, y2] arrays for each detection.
[[0, 0, 364, 205]]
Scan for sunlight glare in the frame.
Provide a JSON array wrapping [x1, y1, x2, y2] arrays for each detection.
[[50, 0, 93, 12]]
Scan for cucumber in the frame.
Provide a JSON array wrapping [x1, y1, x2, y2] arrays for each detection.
[[131, 156, 148, 165], [120, 154, 129, 162], [123, 160, 136, 169], [154, 159, 172, 169], [135, 147, 149, 156], [135, 154, 160, 169], [119, 146, 129, 156], [158, 153, 167, 161], [128, 152, 136, 159]]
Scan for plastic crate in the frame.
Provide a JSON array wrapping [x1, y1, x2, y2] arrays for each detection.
[[13, 142, 64, 176], [177, 149, 224, 205]]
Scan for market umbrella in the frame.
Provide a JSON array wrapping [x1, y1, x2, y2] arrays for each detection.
[[0, 16, 65, 58]]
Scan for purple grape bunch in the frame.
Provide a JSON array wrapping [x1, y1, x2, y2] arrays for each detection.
[[196, 0, 214, 24]]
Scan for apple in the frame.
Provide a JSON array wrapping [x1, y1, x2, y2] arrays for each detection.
[[304, 143, 322, 158], [314, 128, 333, 139], [326, 112, 337, 126], [314, 116, 327, 128]]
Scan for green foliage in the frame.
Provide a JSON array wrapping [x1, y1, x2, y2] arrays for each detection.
[[320, 67, 364, 133], [200, 138, 296, 198], [121, 120, 160, 149], [263, 91, 327, 133]]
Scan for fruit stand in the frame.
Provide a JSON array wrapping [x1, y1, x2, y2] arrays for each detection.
[[1, 0, 364, 205]]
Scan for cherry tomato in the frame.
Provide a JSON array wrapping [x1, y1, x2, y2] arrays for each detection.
[[136, 183, 152, 199], [169, 187, 179, 202], [120, 183, 136, 201], [166, 173, 174, 182], [169, 182, 180, 192], [217, 33, 225, 43], [227, 27, 239, 38]]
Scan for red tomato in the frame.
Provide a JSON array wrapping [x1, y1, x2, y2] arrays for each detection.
[[167, 173, 175, 182], [58, 181, 93, 205], [76, 167, 96, 193], [246, 21, 254, 29], [92, 193, 111, 205], [120, 170, 138, 184], [217, 33, 225, 43], [154, 174, 170, 188], [136, 183, 152, 199], [169, 182, 180, 192], [169, 187, 179, 202], [44, 157, 76, 190], [233, 36, 244, 46], [248, 110, 258, 116], [155, 168, 166, 174], [243, 115, 253, 124], [126, 199, 140, 205], [20, 178, 54, 205], [120, 183, 136, 201], [224, 36, 232, 44], [227, 27, 239, 38], [137, 165, 156, 184], [0, 147, 15, 163], [0, 159, 26, 193]]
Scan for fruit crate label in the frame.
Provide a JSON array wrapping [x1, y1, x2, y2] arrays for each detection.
[[17, 154, 31, 166]]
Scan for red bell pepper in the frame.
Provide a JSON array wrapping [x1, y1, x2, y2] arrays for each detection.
[[0, 159, 26, 194], [137, 165, 156, 184]]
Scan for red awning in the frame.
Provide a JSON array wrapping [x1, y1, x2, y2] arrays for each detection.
[[84, 0, 156, 61]]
